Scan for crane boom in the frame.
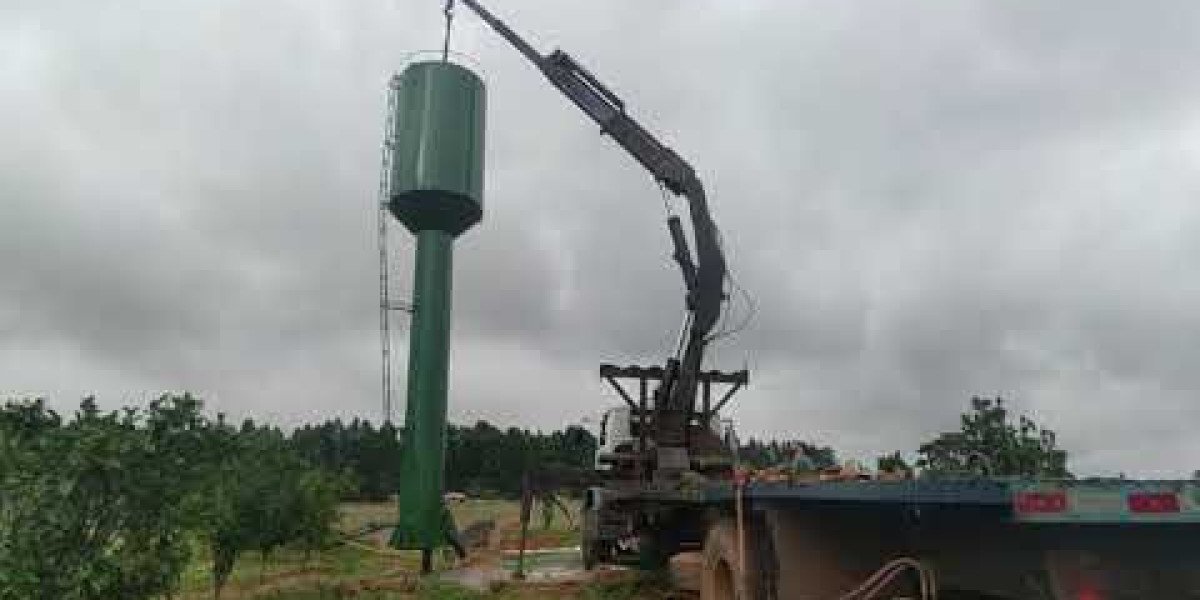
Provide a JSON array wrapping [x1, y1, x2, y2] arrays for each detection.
[[455, 0, 729, 452]]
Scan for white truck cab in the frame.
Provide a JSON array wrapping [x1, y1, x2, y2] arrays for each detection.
[[594, 406, 633, 471], [594, 405, 736, 471]]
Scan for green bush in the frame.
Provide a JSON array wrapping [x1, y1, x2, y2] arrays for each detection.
[[0, 395, 342, 600], [0, 396, 206, 599]]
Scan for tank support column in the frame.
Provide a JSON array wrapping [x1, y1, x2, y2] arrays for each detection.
[[394, 230, 454, 563]]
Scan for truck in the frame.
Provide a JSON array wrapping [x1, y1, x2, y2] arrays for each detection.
[[589, 397, 1200, 599], [445, 1, 1200, 597]]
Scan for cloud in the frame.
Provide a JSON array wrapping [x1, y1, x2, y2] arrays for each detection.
[[3, 0, 1199, 477]]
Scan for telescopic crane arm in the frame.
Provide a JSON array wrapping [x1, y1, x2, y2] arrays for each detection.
[[454, 0, 728, 431]]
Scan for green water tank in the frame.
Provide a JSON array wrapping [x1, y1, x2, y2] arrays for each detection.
[[389, 61, 486, 237]]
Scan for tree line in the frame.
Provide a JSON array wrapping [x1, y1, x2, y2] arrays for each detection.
[[0, 392, 1072, 599], [733, 396, 1073, 480], [283, 395, 1073, 498], [737, 438, 839, 470], [289, 418, 598, 501]]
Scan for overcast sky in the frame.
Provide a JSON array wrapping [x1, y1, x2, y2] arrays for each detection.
[[4, 1, 1199, 477]]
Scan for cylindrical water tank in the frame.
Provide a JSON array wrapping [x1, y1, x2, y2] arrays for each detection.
[[389, 61, 486, 237]]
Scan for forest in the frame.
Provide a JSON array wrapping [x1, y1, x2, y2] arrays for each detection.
[[289, 417, 597, 501]]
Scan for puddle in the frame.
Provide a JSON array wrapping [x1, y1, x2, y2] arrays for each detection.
[[441, 547, 596, 590], [500, 547, 584, 581]]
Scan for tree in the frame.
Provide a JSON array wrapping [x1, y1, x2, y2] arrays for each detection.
[[0, 395, 209, 600], [737, 438, 837, 470], [293, 469, 342, 561], [189, 424, 340, 598], [916, 396, 1070, 478], [877, 451, 911, 474]]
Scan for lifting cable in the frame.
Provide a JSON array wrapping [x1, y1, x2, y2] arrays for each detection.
[[705, 227, 757, 346], [442, 0, 455, 62]]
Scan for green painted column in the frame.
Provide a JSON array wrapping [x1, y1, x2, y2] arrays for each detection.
[[391, 229, 455, 550]]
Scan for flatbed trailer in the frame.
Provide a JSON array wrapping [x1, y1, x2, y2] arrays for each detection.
[[585, 478, 1200, 599]]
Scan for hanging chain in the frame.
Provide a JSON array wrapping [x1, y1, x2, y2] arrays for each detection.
[[442, 0, 455, 62]]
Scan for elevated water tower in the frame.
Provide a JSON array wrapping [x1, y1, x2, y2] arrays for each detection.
[[384, 59, 486, 560]]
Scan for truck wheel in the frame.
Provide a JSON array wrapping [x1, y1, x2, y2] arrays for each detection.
[[638, 531, 668, 571], [581, 505, 606, 570], [701, 520, 761, 600], [582, 541, 595, 570], [582, 539, 607, 570]]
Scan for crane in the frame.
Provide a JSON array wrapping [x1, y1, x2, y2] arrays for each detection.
[[448, 0, 733, 470], [429, 6, 1200, 593]]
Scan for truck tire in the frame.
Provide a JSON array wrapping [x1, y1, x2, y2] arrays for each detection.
[[582, 538, 596, 570], [701, 519, 762, 600], [582, 537, 611, 570], [581, 510, 598, 570], [638, 530, 668, 571], [581, 502, 616, 570]]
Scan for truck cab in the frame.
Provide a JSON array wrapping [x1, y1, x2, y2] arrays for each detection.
[[594, 406, 635, 473], [594, 405, 735, 473]]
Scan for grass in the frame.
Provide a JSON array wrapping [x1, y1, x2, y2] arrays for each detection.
[[176, 542, 421, 598], [339, 500, 401, 534], [179, 498, 602, 599], [248, 580, 480, 600], [575, 577, 675, 600], [339, 498, 520, 538], [450, 498, 518, 526], [241, 576, 673, 600]]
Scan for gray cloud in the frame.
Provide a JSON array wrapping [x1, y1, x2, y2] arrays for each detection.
[[3, 0, 1199, 478]]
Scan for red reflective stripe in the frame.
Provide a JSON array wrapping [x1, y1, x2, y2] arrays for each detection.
[[1016, 491, 1068, 513], [1077, 582, 1102, 600], [1128, 492, 1180, 513]]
